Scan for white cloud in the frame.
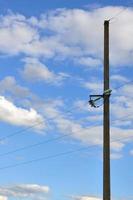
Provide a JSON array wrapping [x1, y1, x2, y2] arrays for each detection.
[[110, 83, 133, 130], [71, 194, 132, 200], [86, 115, 103, 122], [110, 152, 123, 160], [120, 84, 133, 98], [41, 103, 133, 152], [0, 76, 30, 98], [76, 57, 102, 68], [74, 100, 102, 113], [111, 75, 128, 83], [0, 196, 7, 200], [0, 83, 129, 153], [0, 96, 45, 129], [40, 7, 133, 66], [0, 184, 50, 200], [0, 13, 38, 55], [83, 82, 103, 93], [73, 100, 89, 112], [71, 195, 102, 200], [129, 150, 133, 156], [111, 93, 133, 123], [0, 8, 132, 155], [22, 57, 68, 85], [8, 80, 130, 154], [0, 7, 133, 66]]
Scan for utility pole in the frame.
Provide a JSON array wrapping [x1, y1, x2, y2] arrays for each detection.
[[103, 20, 110, 200], [89, 20, 111, 200]]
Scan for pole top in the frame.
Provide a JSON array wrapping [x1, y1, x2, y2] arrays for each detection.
[[104, 20, 109, 24]]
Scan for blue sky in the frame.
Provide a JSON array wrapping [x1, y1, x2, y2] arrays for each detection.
[[0, 1, 133, 200]]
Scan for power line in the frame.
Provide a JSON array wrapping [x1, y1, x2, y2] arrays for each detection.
[[88, 79, 133, 108], [0, 146, 97, 170], [109, 7, 129, 22], [0, 121, 101, 157], [111, 113, 133, 124], [0, 131, 133, 171], [0, 120, 45, 143], [0, 78, 132, 144], [0, 115, 132, 170], [112, 80, 133, 91], [0, 110, 132, 158], [0, 113, 132, 170], [109, 1, 133, 22], [0, 108, 76, 143], [0, 133, 72, 157], [0, 79, 132, 159]]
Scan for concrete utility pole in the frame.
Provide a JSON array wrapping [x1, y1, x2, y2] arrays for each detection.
[[103, 20, 110, 200]]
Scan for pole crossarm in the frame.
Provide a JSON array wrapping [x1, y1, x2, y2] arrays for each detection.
[[88, 89, 112, 108]]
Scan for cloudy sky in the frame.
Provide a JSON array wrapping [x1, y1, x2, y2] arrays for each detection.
[[0, 0, 133, 200]]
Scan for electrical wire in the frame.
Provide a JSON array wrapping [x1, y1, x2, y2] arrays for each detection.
[[88, 79, 133, 108], [0, 78, 132, 161], [111, 113, 133, 124], [0, 132, 73, 157], [0, 145, 97, 170], [109, 7, 129, 22], [112, 80, 133, 91], [0, 113, 132, 171], [0, 112, 131, 158], [110, 114, 133, 143], [0, 107, 77, 143], [0, 131, 133, 171], [0, 121, 101, 157], [0, 69, 132, 144], [0, 90, 133, 159], [108, 1, 133, 22], [0, 4, 133, 171], [0, 120, 45, 143], [0, 13, 132, 141]]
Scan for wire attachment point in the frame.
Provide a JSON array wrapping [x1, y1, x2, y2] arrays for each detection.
[[103, 89, 112, 97], [88, 89, 112, 108]]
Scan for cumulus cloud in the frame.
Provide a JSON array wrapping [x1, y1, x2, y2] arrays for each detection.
[[41, 103, 133, 153], [82, 81, 103, 93], [111, 84, 133, 126], [0, 7, 132, 156], [111, 75, 128, 83], [0, 83, 131, 154], [75, 57, 102, 68], [0, 76, 30, 98], [0, 12, 38, 55], [45, 6, 133, 66], [0, 96, 45, 129], [21, 57, 69, 85], [0, 184, 50, 200], [0, 7, 133, 66]]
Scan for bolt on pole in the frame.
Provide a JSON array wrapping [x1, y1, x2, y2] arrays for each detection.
[[103, 20, 111, 200]]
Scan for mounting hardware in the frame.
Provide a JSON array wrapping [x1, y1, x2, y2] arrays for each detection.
[[88, 89, 112, 108], [103, 89, 112, 96]]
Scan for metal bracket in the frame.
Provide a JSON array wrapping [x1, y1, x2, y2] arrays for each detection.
[[103, 89, 112, 97], [89, 89, 112, 108]]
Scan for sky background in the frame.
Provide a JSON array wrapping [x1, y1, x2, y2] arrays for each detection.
[[0, 0, 133, 200]]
